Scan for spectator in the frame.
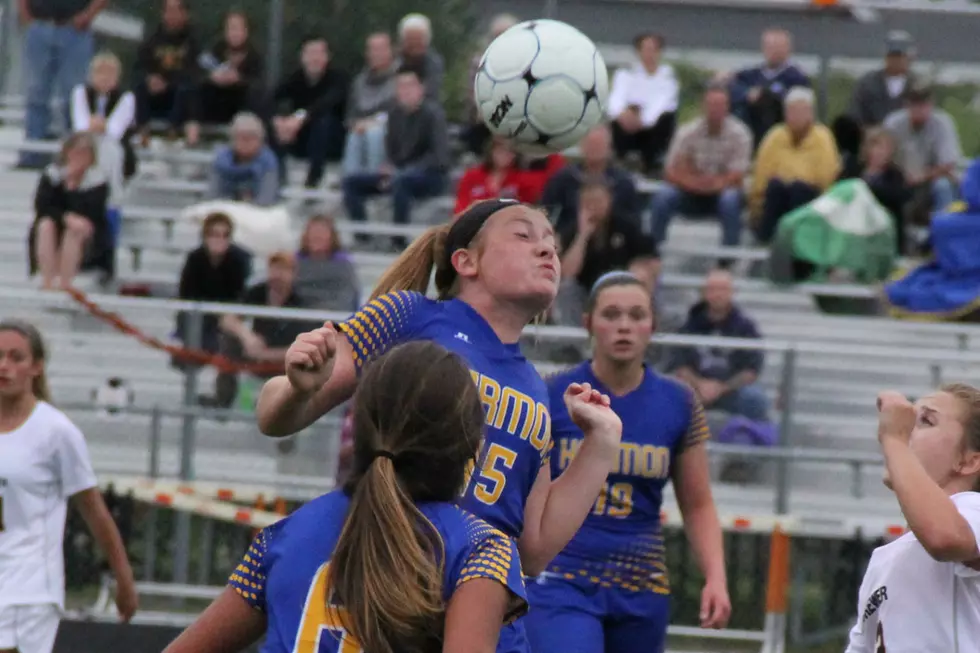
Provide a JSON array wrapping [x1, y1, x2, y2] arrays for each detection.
[[884, 83, 961, 222], [607, 33, 679, 173], [396, 13, 445, 101], [70, 52, 136, 213], [294, 214, 360, 311], [521, 153, 566, 204], [556, 180, 661, 325], [209, 251, 314, 409], [669, 270, 770, 422], [342, 32, 397, 176], [840, 127, 912, 254], [342, 69, 448, 241], [272, 35, 349, 188], [134, 0, 200, 146], [651, 83, 752, 250], [849, 31, 916, 128], [207, 112, 280, 206], [750, 87, 840, 244], [18, 0, 106, 169], [455, 138, 535, 213], [175, 212, 252, 353], [730, 28, 809, 148], [29, 132, 109, 291], [540, 124, 640, 233], [463, 13, 519, 156], [197, 10, 264, 126]]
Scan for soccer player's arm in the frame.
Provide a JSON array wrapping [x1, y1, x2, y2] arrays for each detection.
[[445, 530, 527, 653], [257, 290, 429, 436], [844, 569, 874, 653], [163, 527, 276, 653], [671, 393, 728, 625]]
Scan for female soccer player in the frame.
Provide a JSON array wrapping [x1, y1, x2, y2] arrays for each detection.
[[0, 320, 137, 653], [256, 199, 622, 576], [846, 386, 980, 652], [526, 272, 731, 653], [167, 341, 616, 653]]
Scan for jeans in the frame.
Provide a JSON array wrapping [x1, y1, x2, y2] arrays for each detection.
[[342, 123, 387, 175], [134, 79, 195, 129], [756, 179, 820, 244], [650, 183, 744, 247], [273, 113, 346, 187], [343, 167, 446, 225], [712, 383, 771, 422], [21, 21, 94, 166], [931, 176, 956, 213]]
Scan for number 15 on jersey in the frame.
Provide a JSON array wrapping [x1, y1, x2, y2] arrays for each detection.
[[471, 443, 518, 506]]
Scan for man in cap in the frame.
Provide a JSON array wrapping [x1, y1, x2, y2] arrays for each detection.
[[849, 30, 917, 127]]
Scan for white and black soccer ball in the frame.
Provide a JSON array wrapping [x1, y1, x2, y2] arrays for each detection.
[[92, 377, 134, 416], [475, 19, 609, 155]]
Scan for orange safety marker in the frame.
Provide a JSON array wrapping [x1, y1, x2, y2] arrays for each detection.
[[761, 527, 790, 653]]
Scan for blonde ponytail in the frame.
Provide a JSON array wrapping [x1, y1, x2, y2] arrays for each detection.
[[33, 371, 52, 404], [371, 225, 451, 300]]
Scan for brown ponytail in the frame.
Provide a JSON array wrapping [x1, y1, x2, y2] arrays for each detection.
[[0, 320, 52, 403], [329, 341, 484, 653], [370, 225, 452, 300]]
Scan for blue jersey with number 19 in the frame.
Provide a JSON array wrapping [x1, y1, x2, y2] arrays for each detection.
[[229, 491, 527, 653], [338, 291, 552, 539]]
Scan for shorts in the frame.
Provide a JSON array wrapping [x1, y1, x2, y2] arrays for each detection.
[[525, 574, 669, 653], [0, 604, 61, 653]]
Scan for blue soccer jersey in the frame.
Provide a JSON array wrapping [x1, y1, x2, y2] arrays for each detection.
[[543, 361, 709, 595], [228, 491, 527, 653], [337, 291, 552, 539]]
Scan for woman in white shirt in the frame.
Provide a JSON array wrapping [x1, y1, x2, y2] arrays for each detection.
[[847, 385, 980, 653], [70, 52, 136, 212], [0, 320, 137, 653]]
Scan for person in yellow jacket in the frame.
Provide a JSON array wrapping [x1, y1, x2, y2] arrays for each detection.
[[750, 87, 840, 243]]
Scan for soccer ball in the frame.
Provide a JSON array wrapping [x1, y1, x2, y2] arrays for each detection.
[[475, 19, 609, 154]]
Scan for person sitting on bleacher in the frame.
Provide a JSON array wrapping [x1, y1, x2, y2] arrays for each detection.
[[342, 68, 449, 249], [196, 9, 264, 127], [395, 13, 444, 102], [454, 137, 535, 213], [555, 179, 660, 325], [462, 14, 519, 156], [651, 82, 752, 253], [294, 214, 360, 311], [174, 212, 252, 357], [668, 269, 770, 423], [70, 51, 137, 230], [29, 132, 110, 291], [271, 35, 349, 189], [750, 87, 840, 244], [540, 124, 640, 235], [342, 32, 398, 176], [205, 251, 315, 409], [207, 112, 280, 207], [134, 0, 201, 147]]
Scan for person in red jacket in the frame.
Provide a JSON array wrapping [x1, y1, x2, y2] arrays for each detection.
[[454, 137, 534, 213], [522, 152, 566, 204]]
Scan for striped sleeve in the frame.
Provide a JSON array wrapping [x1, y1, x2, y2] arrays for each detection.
[[680, 394, 711, 451], [336, 291, 429, 372], [228, 527, 273, 612], [456, 518, 528, 624]]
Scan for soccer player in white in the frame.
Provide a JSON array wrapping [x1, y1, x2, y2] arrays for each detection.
[[0, 321, 138, 653], [847, 385, 980, 653]]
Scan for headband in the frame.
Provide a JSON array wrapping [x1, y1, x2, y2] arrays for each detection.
[[435, 199, 521, 291], [589, 270, 642, 295]]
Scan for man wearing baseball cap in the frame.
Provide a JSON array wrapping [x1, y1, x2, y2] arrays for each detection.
[[849, 30, 917, 127]]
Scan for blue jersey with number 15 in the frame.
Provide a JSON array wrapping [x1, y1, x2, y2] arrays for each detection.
[[338, 291, 552, 539]]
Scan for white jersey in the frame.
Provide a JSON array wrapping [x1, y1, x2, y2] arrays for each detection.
[[0, 402, 98, 609], [846, 492, 980, 653]]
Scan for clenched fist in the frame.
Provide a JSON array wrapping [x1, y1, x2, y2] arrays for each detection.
[[876, 391, 916, 445], [563, 382, 622, 450], [285, 323, 339, 394]]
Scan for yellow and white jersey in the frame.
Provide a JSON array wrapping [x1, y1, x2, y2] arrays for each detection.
[[846, 492, 980, 653]]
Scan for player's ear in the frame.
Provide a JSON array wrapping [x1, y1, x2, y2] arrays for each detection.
[[451, 247, 479, 280], [581, 312, 591, 332]]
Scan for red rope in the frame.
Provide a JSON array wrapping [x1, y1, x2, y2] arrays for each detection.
[[66, 288, 285, 375]]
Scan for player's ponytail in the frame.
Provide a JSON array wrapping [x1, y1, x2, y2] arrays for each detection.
[[0, 320, 53, 403], [329, 341, 484, 653], [370, 224, 451, 300]]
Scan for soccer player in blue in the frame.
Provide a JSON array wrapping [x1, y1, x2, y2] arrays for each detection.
[[255, 199, 623, 652], [526, 272, 732, 653], [166, 340, 588, 653]]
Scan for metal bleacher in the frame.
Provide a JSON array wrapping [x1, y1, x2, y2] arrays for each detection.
[[4, 109, 977, 524]]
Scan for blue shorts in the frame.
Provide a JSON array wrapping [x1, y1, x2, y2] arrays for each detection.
[[498, 616, 530, 653], [525, 574, 670, 653]]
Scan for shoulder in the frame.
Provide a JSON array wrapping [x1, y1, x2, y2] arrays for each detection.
[[883, 110, 908, 129], [608, 164, 637, 189], [79, 167, 108, 190], [41, 164, 63, 184], [34, 402, 86, 442], [366, 290, 435, 316], [932, 109, 957, 129], [724, 116, 752, 140], [812, 123, 836, 142], [674, 118, 702, 143], [243, 282, 268, 303], [651, 372, 696, 404], [951, 491, 980, 514]]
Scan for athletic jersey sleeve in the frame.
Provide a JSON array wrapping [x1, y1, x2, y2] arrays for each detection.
[[336, 290, 430, 372], [454, 516, 528, 624], [228, 526, 275, 612], [844, 562, 875, 653], [952, 492, 980, 577], [53, 417, 98, 498], [678, 392, 710, 452]]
